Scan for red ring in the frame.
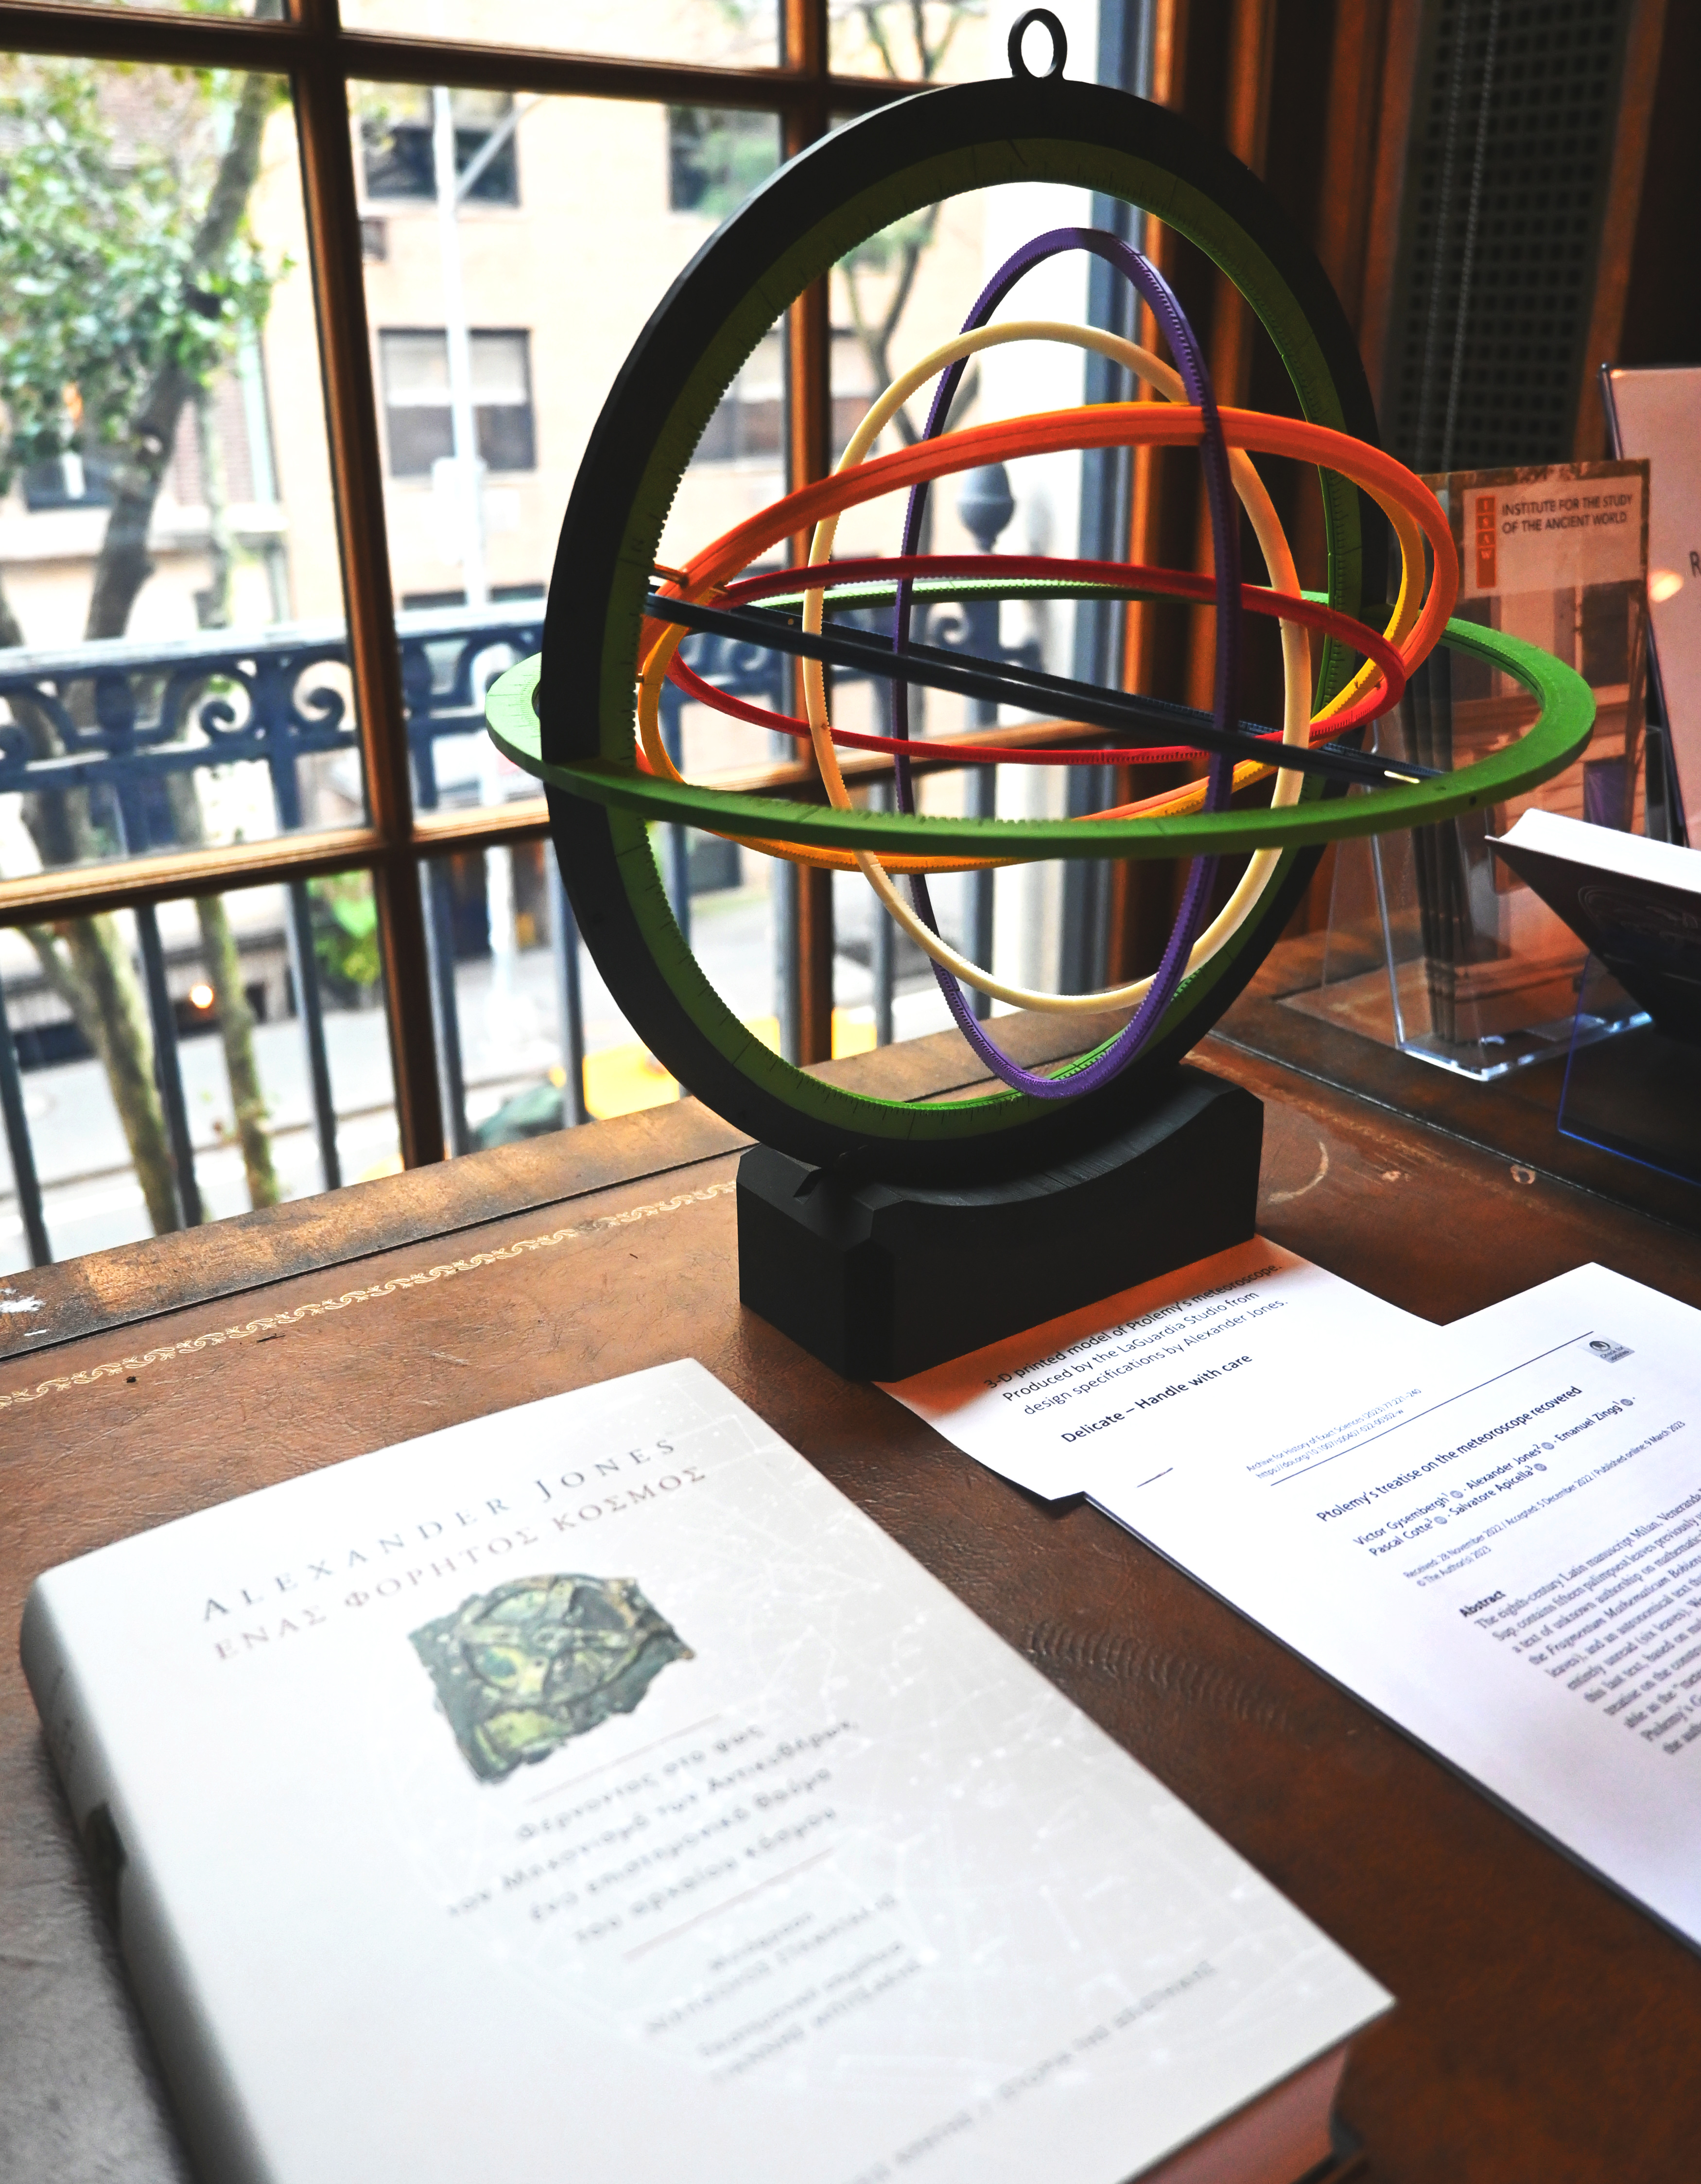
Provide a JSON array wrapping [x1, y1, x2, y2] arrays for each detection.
[[659, 552, 1405, 768]]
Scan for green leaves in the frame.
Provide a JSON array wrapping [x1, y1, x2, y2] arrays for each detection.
[[844, 206, 940, 276], [0, 59, 283, 494], [309, 874, 382, 997]]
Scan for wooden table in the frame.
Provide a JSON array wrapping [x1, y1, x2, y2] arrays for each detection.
[[4, 999, 1700, 2183]]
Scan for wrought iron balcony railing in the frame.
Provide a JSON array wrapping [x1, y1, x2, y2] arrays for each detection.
[[0, 585, 1062, 1268]]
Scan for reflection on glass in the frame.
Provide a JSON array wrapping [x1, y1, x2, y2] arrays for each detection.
[[0, 880, 400, 1271], [341, 0, 779, 67], [829, 0, 989, 84]]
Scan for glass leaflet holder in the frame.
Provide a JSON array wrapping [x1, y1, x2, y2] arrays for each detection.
[[1290, 458, 1652, 1079]]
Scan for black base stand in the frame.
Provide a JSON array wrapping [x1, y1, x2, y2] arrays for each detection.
[[737, 1064, 1264, 1380]]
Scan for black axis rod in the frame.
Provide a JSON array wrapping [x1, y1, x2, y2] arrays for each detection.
[[643, 594, 1434, 790]]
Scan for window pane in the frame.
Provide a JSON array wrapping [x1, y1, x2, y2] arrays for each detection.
[[420, 831, 792, 1148], [0, 59, 365, 885], [471, 332, 531, 404], [829, 1, 990, 84], [363, 80, 798, 1128], [827, 173, 1114, 1030], [341, 0, 779, 66], [363, 88, 521, 206], [0, 880, 399, 1271], [381, 332, 452, 402], [358, 82, 783, 856]]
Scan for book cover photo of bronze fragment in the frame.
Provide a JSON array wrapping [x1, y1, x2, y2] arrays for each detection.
[[409, 1574, 694, 1783]]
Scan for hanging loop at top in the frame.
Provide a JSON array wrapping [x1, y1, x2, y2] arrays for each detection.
[[1008, 9, 1068, 80]]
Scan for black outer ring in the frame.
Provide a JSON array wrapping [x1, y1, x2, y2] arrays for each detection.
[[540, 76, 1380, 1184]]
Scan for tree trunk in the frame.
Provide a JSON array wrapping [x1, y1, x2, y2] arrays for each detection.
[[0, 567, 182, 1234], [190, 887, 279, 1210], [83, 64, 275, 645], [174, 385, 280, 1211], [23, 917, 182, 1234], [193, 387, 234, 630], [0, 54, 280, 1243]]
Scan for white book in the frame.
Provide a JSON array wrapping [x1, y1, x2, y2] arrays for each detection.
[[23, 1359, 1388, 2184], [1490, 808, 1701, 1044], [1494, 805, 1701, 893]]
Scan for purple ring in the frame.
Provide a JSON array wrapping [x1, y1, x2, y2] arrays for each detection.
[[881, 226, 1241, 1100]]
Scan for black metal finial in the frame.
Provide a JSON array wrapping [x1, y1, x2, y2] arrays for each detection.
[[956, 464, 1017, 554]]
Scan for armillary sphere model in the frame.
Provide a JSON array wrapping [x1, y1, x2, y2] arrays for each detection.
[[486, 12, 1595, 1185]]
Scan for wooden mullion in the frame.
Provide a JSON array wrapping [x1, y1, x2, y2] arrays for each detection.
[[340, 34, 903, 109], [0, 0, 307, 67], [1121, 0, 1180, 710], [1310, 0, 1396, 346], [782, 0, 832, 504], [788, 242, 834, 1065], [781, 0, 836, 1067], [0, 829, 384, 925], [784, 270, 833, 500], [1206, 0, 1276, 406], [1113, 0, 1222, 982], [1182, 0, 1276, 715], [0, 732, 1150, 928], [293, 7, 446, 1168], [781, 0, 828, 82]]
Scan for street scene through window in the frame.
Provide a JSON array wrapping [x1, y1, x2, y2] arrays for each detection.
[[0, 1, 1143, 1274]]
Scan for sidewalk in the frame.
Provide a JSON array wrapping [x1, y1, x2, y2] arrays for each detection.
[[0, 876, 974, 1272]]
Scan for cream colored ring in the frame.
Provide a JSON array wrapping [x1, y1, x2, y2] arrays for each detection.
[[804, 319, 1308, 1014], [631, 322, 1425, 1013]]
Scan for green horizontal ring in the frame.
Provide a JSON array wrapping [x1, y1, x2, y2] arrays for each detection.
[[487, 615, 1594, 860]]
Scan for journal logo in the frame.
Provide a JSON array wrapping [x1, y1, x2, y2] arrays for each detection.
[[1473, 494, 1499, 591]]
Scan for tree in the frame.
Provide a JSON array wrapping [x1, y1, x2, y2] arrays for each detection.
[[833, 2, 985, 449], [679, 7, 984, 454], [0, 39, 286, 1230]]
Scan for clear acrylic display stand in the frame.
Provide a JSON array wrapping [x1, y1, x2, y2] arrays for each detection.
[[1285, 805, 1649, 1081], [1284, 459, 1651, 1082]]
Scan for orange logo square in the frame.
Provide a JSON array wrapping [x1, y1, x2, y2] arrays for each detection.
[[1474, 494, 1498, 590]]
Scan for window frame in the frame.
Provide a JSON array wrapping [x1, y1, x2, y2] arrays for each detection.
[[0, 0, 911, 1170]]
